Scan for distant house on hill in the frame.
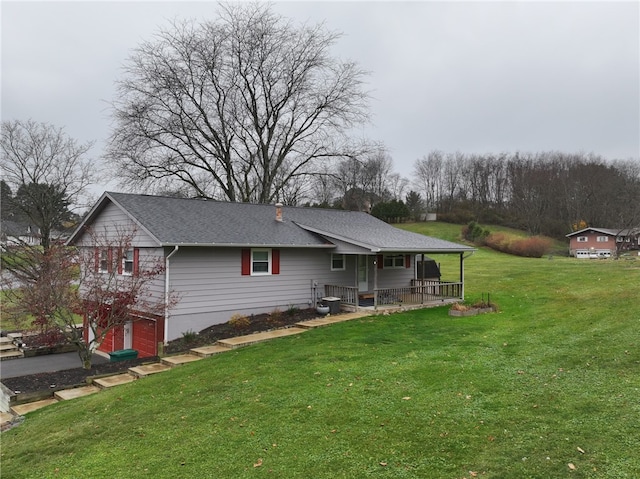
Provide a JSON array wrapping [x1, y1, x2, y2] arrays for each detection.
[[0, 220, 42, 248], [566, 227, 640, 258], [0, 220, 72, 249], [67, 192, 475, 358]]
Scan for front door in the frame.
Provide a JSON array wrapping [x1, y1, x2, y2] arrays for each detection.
[[358, 255, 368, 292]]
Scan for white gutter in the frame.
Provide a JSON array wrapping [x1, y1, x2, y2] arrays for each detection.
[[164, 245, 180, 345]]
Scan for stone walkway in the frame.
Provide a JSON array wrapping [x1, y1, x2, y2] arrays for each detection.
[[1, 311, 369, 431]]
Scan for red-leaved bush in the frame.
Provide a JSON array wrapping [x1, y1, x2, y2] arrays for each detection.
[[485, 233, 552, 258]]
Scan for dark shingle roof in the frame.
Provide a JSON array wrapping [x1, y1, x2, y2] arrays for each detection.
[[72, 192, 473, 253], [566, 227, 640, 238]]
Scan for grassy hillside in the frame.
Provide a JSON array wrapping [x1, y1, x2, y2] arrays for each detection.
[[2, 226, 639, 478]]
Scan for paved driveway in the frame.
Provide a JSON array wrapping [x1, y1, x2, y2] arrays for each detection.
[[0, 352, 109, 379]]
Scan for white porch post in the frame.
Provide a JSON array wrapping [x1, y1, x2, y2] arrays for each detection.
[[373, 255, 378, 309], [460, 252, 465, 299]]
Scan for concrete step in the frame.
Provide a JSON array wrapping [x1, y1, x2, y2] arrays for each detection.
[[129, 363, 172, 378], [161, 354, 203, 367], [11, 398, 58, 416], [93, 373, 136, 389], [0, 336, 14, 344], [54, 385, 101, 401], [296, 312, 367, 329], [190, 344, 231, 357], [0, 343, 19, 352], [216, 327, 307, 349], [0, 350, 24, 360]]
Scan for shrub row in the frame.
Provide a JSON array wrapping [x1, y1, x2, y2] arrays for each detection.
[[484, 232, 553, 258], [462, 221, 553, 258]]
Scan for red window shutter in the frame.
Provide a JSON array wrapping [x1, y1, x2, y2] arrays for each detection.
[[377, 254, 383, 269], [133, 248, 140, 275], [272, 249, 280, 275], [117, 248, 123, 275], [94, 248, 99, 272], [241, 249, 251, 275], [405, 254, 411, 268], [107, 248, 113, 273]]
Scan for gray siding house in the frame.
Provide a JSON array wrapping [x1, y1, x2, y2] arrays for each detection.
[[67, 192, 474, 357]]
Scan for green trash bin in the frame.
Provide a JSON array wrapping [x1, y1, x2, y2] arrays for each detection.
[[109, 349, 139, 362]]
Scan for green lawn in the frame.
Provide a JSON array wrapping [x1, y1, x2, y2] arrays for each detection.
[[2, 225, 639, 478]]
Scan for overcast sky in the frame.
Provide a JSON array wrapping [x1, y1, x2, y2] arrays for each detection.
[[2, 0, 639, 195]]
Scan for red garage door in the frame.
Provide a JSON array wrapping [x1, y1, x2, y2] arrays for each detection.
[[132, 319, 158, 358], [97, 325, 124, 353]]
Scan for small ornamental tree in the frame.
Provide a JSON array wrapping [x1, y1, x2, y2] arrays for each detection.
[[2, 228, 176, 369]]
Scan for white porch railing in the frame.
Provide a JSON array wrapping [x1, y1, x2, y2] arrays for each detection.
[[323, 284, 358, 305], [324, 281, 462, 309]]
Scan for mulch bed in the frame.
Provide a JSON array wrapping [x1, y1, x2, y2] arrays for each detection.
[[2, 357, 159, 395], [2, 308, 325, 396], [163, 307, 321, 354]]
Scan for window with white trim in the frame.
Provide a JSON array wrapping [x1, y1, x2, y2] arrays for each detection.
[[596, 236, 608, 242], [331, 254, 345, 271], [252, 249, 271, 275], [383, 254, 405, 269], [122, 249, 135, 275], [577, 236, 588, 242]]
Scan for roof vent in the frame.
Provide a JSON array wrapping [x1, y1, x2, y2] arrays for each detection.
[[275, 203, 283, 222]]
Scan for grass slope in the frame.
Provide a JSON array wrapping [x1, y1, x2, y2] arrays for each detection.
[[2, 225, 639, 478]]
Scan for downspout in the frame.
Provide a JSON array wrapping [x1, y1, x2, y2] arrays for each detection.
[[164, 245, 180, 345]]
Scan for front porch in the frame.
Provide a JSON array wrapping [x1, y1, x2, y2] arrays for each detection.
[[325, 279, 463, 311]]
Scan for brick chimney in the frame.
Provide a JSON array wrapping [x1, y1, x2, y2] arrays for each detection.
[[275, 203, 283, 222]]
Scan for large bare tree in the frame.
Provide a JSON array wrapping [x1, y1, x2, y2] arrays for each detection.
[[0, 119, 96, 249], [107, 2, 370, 203]]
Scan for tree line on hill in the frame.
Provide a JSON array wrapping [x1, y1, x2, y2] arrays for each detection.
[[411, 151, 640, 238]]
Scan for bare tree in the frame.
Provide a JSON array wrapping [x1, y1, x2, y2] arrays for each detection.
[[413, 151, 443, 212], [441, 152, 465, 212], [0, 119, 96, 248], [2, 228, 175, 369], [107, 3, 370, 204]]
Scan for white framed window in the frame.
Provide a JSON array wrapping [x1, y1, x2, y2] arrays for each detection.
[[251, 249, 271, 275], [596, 236, 609, 242], [122, 249, 135, 275], [577, 236, 588, 243], [331, 254, 345, 271], [383, 254, 405, 269]]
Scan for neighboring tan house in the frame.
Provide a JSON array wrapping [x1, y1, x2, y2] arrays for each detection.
[[566, 227, 640, 258], [67, 192, 475, 358]]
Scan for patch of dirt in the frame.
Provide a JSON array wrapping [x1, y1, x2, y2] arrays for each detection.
[[2, 308, 327, 396], [164, 307, 322, 354]]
